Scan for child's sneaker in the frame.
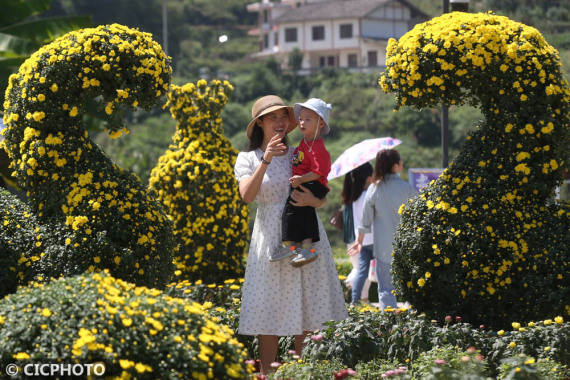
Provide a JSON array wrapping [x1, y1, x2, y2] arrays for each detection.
[[290, 247, 318, 267], [270, 245, 298, 262]]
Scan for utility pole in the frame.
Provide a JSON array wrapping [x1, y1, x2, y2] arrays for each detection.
[[162, 0, 168, 56]]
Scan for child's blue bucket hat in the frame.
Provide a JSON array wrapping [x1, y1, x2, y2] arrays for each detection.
[[294, 98, 332, 136]]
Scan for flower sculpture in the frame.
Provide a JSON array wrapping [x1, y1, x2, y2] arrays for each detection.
[[381, 12, 570, 327], [0, 271, 250, 379], [149, 80, 249, 283], [1, 24, 176, 288]]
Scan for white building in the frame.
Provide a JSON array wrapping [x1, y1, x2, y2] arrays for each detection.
[[247, 0, 429, 73]]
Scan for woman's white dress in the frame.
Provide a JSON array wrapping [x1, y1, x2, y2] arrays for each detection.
[[234, 147, 348, 336]]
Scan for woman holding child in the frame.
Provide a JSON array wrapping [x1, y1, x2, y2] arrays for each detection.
[[234, 95, 347, 374]]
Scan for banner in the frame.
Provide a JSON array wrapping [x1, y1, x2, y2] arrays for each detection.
[[408, 168, 444, 192]]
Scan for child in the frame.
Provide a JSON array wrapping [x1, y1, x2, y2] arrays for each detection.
[[270, 98, 332, 267]]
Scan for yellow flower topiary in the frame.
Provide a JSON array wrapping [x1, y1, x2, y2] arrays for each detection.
[[382, 12, 570, 328], [149, 80, 249, 283], [1, 24, 176, 288]]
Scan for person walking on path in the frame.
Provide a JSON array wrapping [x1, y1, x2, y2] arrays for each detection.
[[234, 95, 348, 375], [348, 149, 417, 309], [342, 162, 374, 305]]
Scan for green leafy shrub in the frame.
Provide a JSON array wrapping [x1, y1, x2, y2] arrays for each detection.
[[381, 12, 570, 328], [302, 307, 433, 368], [302, 306, 569, 376], [0, 271, 250, 379], [149, 80, 249, 283], [411, 345, 488, 378], [1, 24, 176, 288], [0, 189, 74, 297], [271, 358, 346, 380], [497, 355, 570, 380], [0, 188, 32, 296]]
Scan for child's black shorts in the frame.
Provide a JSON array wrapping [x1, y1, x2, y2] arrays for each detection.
[[282, 181, 329, 243]]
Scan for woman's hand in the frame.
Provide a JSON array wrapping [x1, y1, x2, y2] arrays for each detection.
[[290, 185, 326, 208], [263, 133, 287, 161], [347, 241, 362, 257]]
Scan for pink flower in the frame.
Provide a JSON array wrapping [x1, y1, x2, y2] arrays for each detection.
[[434, 359, 447, 365], [333, 368, 357, 379], [270, 362, 281, 368], [445, 315, 452, 323], [455, 316, 462, 322], [311, 334, 323, 341], [288, 349, 297, 355]]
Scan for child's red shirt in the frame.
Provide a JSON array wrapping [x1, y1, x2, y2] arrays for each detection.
[[292, 138, 331, 189]]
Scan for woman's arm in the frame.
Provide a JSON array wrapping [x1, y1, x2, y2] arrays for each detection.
[[289, 184, 327, 208], [358, 186, 375, 234], [238, 134, 287, 203], [239, 164, 268, 204]]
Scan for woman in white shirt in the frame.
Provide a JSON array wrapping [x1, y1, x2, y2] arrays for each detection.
[[349, 149, 417, 309], [342, 162, 374, 305]]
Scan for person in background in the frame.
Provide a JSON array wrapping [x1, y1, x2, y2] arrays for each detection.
[[342, 162, 374, 305], [348, 149, 417, 309]]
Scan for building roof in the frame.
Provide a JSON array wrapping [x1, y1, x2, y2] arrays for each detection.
[[274, 0, 428, 23]]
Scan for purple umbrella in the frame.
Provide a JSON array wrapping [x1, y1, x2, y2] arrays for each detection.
[[328, 137, 402, 180]]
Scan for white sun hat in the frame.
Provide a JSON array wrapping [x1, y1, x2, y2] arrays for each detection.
[[294, 98, 332, 136]]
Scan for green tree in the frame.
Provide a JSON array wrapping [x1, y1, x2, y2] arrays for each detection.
[[0, 0, 90, 102]]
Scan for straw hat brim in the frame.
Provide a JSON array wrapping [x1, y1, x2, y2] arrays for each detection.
[[246, 105, 297, 139]]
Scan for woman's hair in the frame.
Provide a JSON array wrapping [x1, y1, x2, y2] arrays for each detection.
[[247, 117, 289, 151], [373, 149, 401, 183], [341, 162, 373, 204]]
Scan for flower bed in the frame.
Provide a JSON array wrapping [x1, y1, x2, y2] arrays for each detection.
[[0, 271, 250, 379], [300, 306, 569, 378]]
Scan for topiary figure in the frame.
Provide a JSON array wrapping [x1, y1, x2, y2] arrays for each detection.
[[0, 271, 251, 379], [0, 188, 37, 297], [149, 80, 249, 283], [380, 12, 569, 328], [1, 24, 176, 288]]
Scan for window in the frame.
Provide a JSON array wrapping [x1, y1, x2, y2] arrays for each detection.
[[327, 56, 335, 66], [340, 24, 353, 39], [319, 56, 326, 67], [263, 34, 269, 49], [348, 54, 357, 67], [263, 10, 269, 23], [312, 25, 325, 41], [274, 32, 279, 46], [285, 28, 297, 42], [368, 51, 378, 67]]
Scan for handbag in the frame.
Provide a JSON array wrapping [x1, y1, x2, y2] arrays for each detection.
[[330, 207, 343, 231]]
